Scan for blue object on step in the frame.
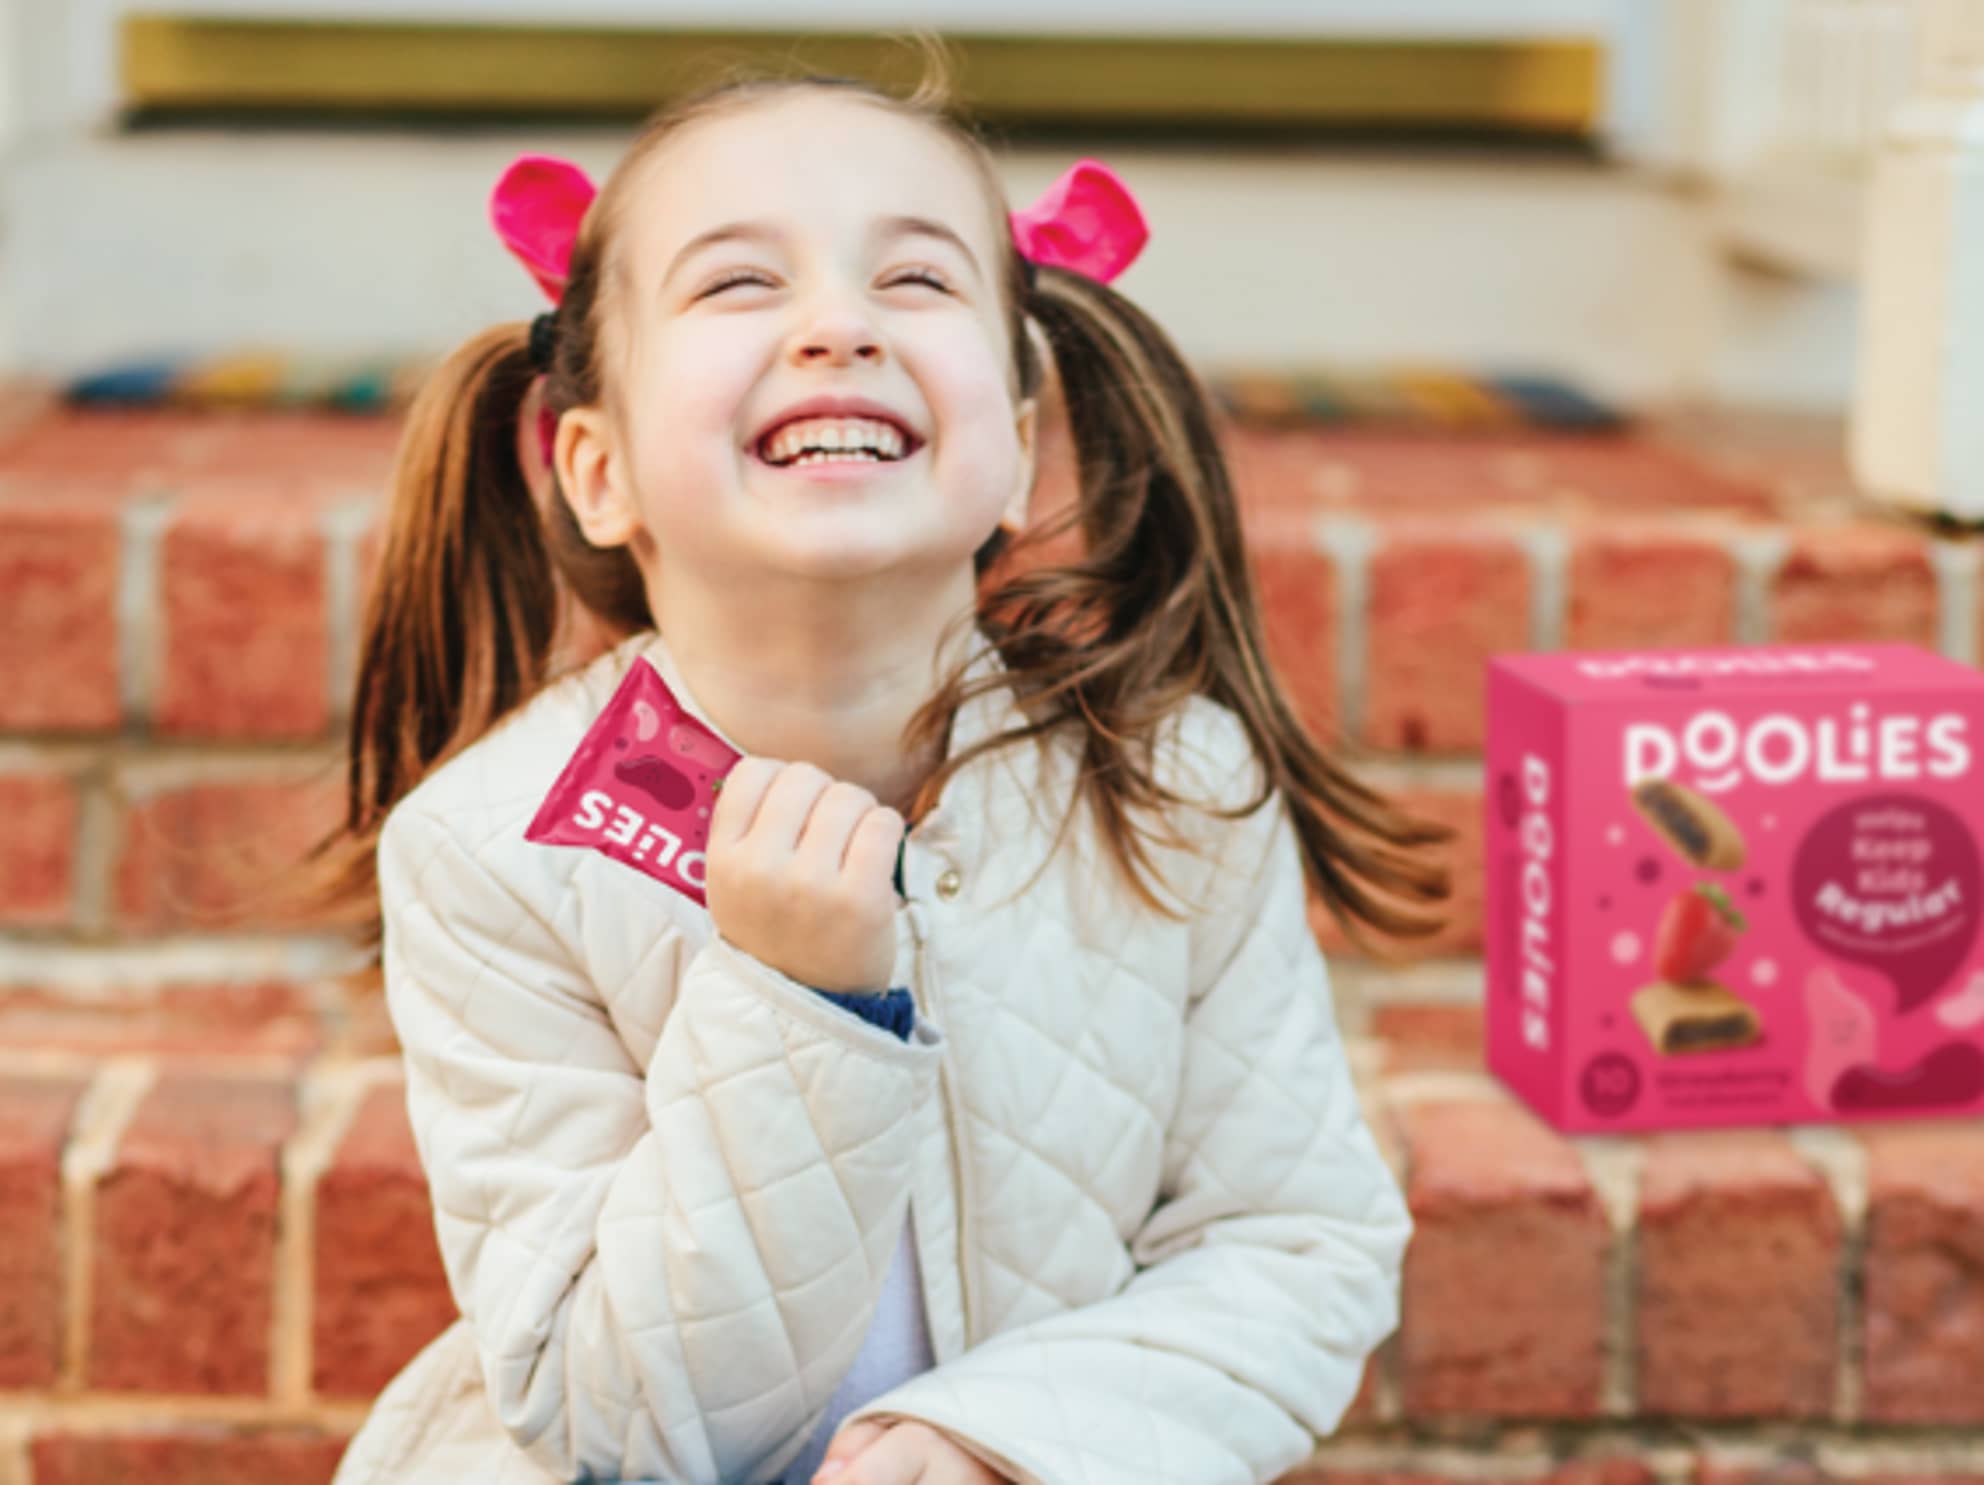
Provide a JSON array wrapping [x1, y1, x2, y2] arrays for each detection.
[[66, 360, 182, 405]]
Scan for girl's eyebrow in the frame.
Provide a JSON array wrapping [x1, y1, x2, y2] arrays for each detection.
[[663, 220, 780, 286], [873, 215, 982, 277]]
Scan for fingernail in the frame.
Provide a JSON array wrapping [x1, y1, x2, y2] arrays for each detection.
[[815, 1465, 845, 1482]]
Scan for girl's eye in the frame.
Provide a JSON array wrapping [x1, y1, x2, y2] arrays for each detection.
[[701, 270, 774, 297], [888, 269, 951, 292]]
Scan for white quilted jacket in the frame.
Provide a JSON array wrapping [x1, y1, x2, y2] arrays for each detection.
[[332, 627, 1410, 1485]]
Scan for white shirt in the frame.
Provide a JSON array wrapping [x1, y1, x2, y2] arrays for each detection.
[[779, 1218, 934, 1484]]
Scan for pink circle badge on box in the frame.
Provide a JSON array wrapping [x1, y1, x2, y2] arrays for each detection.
[[525, 659, 741, 906]]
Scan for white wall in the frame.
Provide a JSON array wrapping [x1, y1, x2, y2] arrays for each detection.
[[0, 0, 1864, 409], [0, 128, 1859, 409]]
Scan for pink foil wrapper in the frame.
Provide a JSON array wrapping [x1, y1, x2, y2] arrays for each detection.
[[526, 658, 740, 907]]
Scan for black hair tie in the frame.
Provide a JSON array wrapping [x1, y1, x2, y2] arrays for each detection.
[[528, 309, 559, 372]]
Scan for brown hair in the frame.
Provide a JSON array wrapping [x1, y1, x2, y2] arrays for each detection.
[[303, 45, 1452, 959]]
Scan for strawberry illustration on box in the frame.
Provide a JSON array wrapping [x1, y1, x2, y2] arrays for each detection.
[[1652, 882, 1747, 982]]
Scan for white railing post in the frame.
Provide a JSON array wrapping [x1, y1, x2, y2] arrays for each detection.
[[1850, 0, 1984, 519]]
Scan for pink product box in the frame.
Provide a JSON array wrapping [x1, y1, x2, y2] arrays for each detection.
[[1486, 643, 1984, 1133]]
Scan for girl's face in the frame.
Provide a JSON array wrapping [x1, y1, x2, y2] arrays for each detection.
[[567, 91, 1035, 593]]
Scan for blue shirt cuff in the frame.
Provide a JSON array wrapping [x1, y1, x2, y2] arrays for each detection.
[[811, 986, 916, 1042]]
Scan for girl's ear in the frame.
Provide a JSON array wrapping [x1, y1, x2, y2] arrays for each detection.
[[555, 405, 641, 547], [999, 396, 1039, 536]]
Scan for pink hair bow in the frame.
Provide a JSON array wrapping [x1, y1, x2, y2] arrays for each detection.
[[489, 154, 597, 303], [488, 153, 1148, 304], [1006, 159, 1147, 284]]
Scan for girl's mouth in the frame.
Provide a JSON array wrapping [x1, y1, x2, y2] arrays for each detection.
[[753, 414, 923, 470]]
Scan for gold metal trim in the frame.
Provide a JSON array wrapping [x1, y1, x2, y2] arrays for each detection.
[[121, 16, 1601, 133]]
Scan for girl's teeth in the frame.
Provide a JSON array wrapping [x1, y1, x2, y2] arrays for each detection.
[[763, 416, 906, 464], [790, 449, 883, 466]]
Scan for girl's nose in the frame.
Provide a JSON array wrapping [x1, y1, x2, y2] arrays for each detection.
[[791, 293, 883, 366]]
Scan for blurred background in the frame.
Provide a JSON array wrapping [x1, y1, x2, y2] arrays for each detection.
[[0, 0, 1915, 405], [4, 4, 1984, 1483]]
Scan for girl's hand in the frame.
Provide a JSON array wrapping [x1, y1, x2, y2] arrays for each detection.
[[814, 1419, 1011, 1485], [705, 757, 904, 994]]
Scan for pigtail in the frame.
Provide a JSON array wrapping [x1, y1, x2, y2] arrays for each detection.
[[974, 266, 1453, 954], [279, 325, 561, 951], [351, 325, 563, 817]]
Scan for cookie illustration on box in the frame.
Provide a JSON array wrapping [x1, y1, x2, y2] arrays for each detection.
[[1631, 778, 1747, 869], [1630, 979, 1763, 1055]]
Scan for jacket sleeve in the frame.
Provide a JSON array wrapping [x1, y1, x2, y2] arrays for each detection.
[[377, 800, 943, 1485], [846, 785, 1410, 1485]]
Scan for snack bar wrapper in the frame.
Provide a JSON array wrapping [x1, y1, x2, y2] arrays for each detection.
[[526, 658, 740, 907]]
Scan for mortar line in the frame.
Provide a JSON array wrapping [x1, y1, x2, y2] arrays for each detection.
[[0, 933, 369, 990], [1788, 1125, 1870, 1426], [116, 491, 175, 732], [0, 1412, 26, 1485], [58, 1058, 157, 1390], [1316, 515, 1375, 751], [1575, 1135, 1646, 1420], [1520, 522, 1569, 653], [320, 495, 376, 731], [1931, 537, 1980, 667], [1729, 529, 1791, 646], [69, 767, 118, 939], [273, 1060, 394, 1405]]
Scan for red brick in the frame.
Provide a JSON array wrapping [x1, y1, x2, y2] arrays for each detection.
[[113, 772, 343, 931], [0, 408, 203, 484], [355, 502, 387, 613], [1635, 1131, 1840, 1418], [328, 981, 397, 1057], [30, 1428, 348, 1485], [1286, 1459, 1654, 1485], [1861, 1122, 1984, 1424], [155, 490, 330, 738], [314, 1082, 455, 1397], [89, 1073, 296, 1394], [1770, 525, 1939, 647], [1524, 437, 1778, 518], [1373, 1003, 1484, 1074], [1225, 426, 1347, 510], [1698, 1466, 1984, 1485], [1694, 1464, 1818, 1485], [0, 491, 122, 730], [179, 412, 401, 487], [0, 407, 398, 491], [1365, 528, 1528, 753], [1396, 1097, 1607, 1417], [1312, 786, 1481, 961], [0, 1074, 87, 1387], [1227, 427, 1778, 521], [1567, 529, 1738, 650], [0, 982, 325, 1061], [1251, 510, 1337, 743], [0, 771, 80, 926], [1334, 1349, 1387, 1429]]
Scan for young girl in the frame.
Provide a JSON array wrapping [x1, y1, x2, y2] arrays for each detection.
[[323, 60, 1450, 1485]]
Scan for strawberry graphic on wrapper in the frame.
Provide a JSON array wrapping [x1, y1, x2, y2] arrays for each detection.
[[1653, 882, 1747, 984]]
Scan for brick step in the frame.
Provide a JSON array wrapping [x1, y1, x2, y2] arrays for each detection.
[[0, 403, 1967, 971], [1, 1045, 1982, 1482], [0, 405, 1969, 754], [5, 401, 1983, 1478]]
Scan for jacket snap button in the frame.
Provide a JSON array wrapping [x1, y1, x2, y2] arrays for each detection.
[[935, 867, 963, 900]]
